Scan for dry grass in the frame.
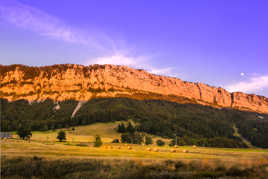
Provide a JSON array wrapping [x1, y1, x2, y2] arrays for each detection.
[[1, 138, 268, 167], [2, 156, 268, 178], [2, 122, 268, 169], [29, 122, 169, 144]]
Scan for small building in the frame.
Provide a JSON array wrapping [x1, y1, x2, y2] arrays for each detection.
[[0, 132, 12, 139]]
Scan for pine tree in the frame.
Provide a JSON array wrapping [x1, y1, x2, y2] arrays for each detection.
[[126, 122, 135, 133], [117, 123, 126, 133]]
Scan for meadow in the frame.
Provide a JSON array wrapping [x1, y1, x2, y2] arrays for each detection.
[[1, 122, 268, 178]]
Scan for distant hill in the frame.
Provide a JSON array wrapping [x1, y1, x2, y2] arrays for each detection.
[[1, 98, 268, 148], [0, 64, 268, 113]]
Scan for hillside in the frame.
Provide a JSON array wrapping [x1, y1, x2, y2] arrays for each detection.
[[1, 64, 268, 148], [1, 98, 268, 148], [0, 64, 268, 113]]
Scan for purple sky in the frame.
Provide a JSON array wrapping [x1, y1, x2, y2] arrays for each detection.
[[0, 0, 268, 97]]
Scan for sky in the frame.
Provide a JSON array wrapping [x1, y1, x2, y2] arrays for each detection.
[[0, 0, 268, 97]]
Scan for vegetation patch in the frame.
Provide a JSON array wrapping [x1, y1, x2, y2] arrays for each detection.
[[1, 157, 268, 179]]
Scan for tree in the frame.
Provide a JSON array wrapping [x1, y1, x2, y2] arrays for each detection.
[[121, 132, 143, 144], [156, 139, 165, 146], [145, 136, 153, 145], [169, 137, 185, 146], [126, 122, 135, 133], [169, 138, 176, 146], [121, 133, 131, 143], [17, 125, 32, 140], [57, 130, 66, 142], [42, 124, 48, 131], [94, 135, 102, 147], [117, 123, 126, 133], [132, 132, 143, 144]]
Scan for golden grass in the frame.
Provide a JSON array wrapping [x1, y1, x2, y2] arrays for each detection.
[[1, 138, 268, 164], [2, 122, 268, 168], [70, 121, 121, 137], [29, 122, 169, 144]]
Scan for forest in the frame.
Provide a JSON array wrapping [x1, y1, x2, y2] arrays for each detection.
[[1, 97, 268, 148]]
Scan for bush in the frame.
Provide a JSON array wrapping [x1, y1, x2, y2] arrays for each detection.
[[57, 130, 66, 142], [116, 123, 126, 133], [169, 137, 187, 146], [145, 136, 153, 145], [112, 139, 120, 143], [1, 157, 265, 178], [156, 139, 165, 146], [226, 166, 247, 176], [121, 132, 143, 144], [126, 122, 135, 133], [94, 135, 102, 147], [17, 125, 32, 140]]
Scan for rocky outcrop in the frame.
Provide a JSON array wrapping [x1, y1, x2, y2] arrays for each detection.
[[231, 92, 268, 113], [1, 64, 268, 113]]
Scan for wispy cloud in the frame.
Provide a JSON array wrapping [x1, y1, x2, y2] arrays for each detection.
[[0, 0, 114, 51], [149, 67, 172, 75], [88, 54, 144, 67], [0, 0, 174, 76], [226, 75, 268, 93], [85, 53, 174, 76]]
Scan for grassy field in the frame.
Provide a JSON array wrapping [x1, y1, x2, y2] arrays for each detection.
[[2, 138, 268, 163], [25, 121, 169, 143], [2, 138, 268, 178], [1, 122, 268, 178], [2, 122, 268, 165]]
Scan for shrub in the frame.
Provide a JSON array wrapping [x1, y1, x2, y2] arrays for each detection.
[[94, 135, 102, 147], [126, 122, 135, 133], [17, 125, 32, 140], [145, 136, 153, 145], [121, 132, 143, 144], [57, 130, 66, 142], [226, 166, 246, 176], [1, 157, 265, 178], [121, 133, 131, 143], [156, 139, 165, 146], [116, 123, 126, 133], [112, 139, 120, 143]]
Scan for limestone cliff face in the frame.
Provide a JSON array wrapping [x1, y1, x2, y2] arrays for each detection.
[[1, 64, 268, 114]]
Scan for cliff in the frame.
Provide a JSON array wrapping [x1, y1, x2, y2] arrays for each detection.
[[1, 64, 268, 113]]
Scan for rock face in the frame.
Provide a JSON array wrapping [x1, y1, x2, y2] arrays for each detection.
[[1, 64, 268, 114]]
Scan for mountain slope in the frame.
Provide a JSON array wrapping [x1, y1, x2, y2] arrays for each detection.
[[1, 98, 268, 148], [1, 64, 268, 148], [1, 64, 268, 113]]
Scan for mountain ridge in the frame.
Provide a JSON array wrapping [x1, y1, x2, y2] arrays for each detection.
[[1, 64, 268, 114]]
